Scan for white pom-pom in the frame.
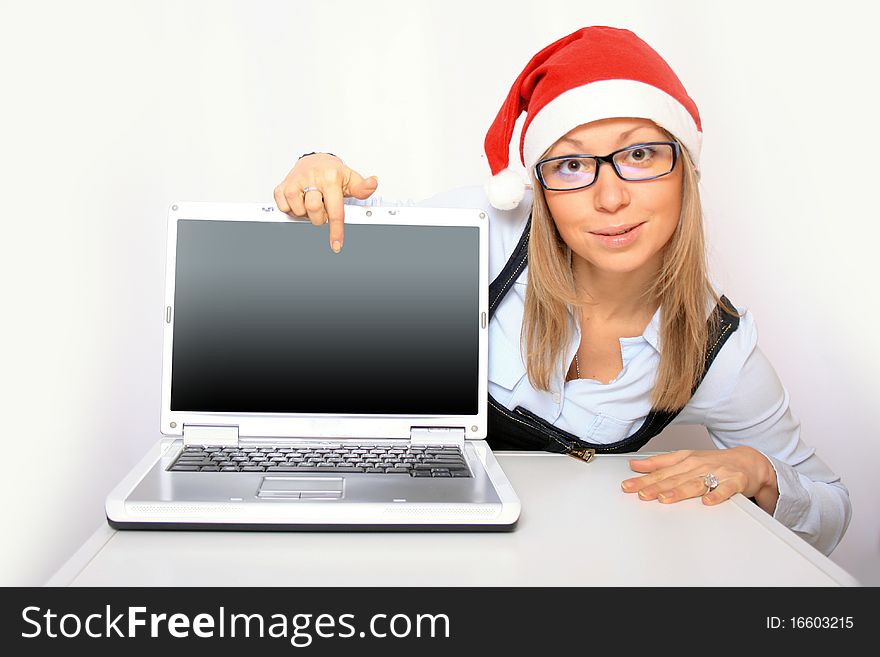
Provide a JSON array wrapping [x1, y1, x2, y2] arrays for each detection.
[[485, 168, 526, 211]]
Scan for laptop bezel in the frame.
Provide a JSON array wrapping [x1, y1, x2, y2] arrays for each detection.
[[159, 201, 489, 441]]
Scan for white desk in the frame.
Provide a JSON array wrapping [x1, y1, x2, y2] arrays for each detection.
[[49, 452, 859, 586]]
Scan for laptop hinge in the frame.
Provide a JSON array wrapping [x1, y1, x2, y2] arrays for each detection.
[[183, 425, 239, 447], [409, 427, 466, 447]]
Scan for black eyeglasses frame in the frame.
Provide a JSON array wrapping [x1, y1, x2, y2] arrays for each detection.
[[534, 141, 681, 192]]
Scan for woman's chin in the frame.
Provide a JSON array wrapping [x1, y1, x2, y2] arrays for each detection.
[[584, 252, 654, 276]]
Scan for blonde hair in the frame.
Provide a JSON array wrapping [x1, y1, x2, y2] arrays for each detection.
[[521, 140, 740, 412]]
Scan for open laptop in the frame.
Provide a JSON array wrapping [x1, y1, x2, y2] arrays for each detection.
[[105, 201, 521, 530]]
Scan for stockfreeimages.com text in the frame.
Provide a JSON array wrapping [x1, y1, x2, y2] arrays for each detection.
[[21, 605, 450, 646]]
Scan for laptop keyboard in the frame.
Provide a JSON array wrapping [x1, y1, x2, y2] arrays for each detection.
[[168, 444, 471, 478]]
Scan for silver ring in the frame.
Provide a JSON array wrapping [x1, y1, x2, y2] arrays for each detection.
[[702, 473, 719, 495], [302, 186, 322, 195]]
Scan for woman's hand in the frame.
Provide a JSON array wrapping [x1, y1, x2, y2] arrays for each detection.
[[274, 153, 379, 253], [620, 446, 780, 514]]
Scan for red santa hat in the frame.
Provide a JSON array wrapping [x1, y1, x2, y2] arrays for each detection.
[[484, 26, 703, 210]]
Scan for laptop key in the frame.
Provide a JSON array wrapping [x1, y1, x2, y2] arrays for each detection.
[[220, 466, 240, 472], [200, 466, 220, 471], [384, 467, 410, 474], [170, 465, 199, 471], [412, 470, 432, 477], [241, 466, 266, 472]]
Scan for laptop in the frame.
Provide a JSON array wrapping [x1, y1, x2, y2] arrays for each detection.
[[105, 201, 521, 530]]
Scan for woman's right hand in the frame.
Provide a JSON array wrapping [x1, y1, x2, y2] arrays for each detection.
[[273, 153, 379, 253]]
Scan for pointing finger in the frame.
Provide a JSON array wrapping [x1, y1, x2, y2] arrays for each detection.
[[322, 182, 345, 253]]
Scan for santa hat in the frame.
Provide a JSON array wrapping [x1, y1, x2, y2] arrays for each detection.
[[484, 26, 702, 210]]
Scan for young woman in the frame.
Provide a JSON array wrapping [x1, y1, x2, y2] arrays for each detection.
[[272, 27, 850, 555]]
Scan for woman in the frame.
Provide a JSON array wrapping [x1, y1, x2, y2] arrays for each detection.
[[272, 26, 850, 555]]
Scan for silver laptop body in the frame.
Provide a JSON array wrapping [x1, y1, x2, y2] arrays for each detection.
[[105, 201, 521, 529]]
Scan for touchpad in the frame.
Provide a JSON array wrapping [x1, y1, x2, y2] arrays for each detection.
[[258, 477, 344, 500]]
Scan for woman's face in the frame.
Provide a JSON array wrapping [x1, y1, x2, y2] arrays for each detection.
[[542, 117, 683, 277]]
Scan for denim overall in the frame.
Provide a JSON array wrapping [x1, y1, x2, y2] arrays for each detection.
[[486, 214, 740, 459]]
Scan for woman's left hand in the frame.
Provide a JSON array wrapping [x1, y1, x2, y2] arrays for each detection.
[[621, 446, 779, 514]]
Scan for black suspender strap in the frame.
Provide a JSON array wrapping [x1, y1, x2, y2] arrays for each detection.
[[488, 214, 533, 319], [486, 212, 740, 456]]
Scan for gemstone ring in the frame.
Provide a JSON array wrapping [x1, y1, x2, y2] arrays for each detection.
[[702, 473, 719, 496]]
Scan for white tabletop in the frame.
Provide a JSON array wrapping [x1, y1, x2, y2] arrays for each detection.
[[49, 452, 859, 586]]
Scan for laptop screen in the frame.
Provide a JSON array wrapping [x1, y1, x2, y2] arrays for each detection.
[[170, 219, 480, 416]]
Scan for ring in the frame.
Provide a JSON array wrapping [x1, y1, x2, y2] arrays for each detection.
[[702, 473, 719, 495], [302, 186, 322, 195]]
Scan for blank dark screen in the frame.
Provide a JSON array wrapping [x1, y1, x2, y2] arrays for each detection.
[[170, 220, 480, 414]]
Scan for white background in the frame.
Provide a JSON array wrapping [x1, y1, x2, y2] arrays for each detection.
[[1, 0, 878, 586]]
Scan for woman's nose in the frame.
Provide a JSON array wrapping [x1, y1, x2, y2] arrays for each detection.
[[592, 162, 631, 213]]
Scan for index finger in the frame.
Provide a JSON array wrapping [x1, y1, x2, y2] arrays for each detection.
[[322, 183, 345, 253]]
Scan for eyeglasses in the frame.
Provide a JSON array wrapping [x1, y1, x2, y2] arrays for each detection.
[[535, 141, 680, 192]]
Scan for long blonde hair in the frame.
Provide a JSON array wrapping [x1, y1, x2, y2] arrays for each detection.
[[521, 139, 740, 412]]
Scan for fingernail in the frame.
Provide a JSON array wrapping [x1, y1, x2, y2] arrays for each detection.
[[658, 493, 670, 501], [332, 240, 342, 253], [621, 481, 631, 491]]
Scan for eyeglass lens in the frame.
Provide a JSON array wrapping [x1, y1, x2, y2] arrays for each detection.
[[539, 144, 675, 190]]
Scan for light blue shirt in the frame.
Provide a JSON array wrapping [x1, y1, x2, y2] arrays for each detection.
[[347, 185, 851, 555]]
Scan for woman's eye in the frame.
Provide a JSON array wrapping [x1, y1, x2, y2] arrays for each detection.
[[626, 147, 654, 163], [544, 157, 593, 178]]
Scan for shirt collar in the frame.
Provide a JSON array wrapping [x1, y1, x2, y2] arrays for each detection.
[[642, 305, 662, 352]]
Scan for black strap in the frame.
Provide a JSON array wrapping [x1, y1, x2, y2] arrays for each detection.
[[488, 214, 533, 320], [486, 212, 740, 454]]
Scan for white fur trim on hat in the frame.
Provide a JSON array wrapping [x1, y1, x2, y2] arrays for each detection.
[[522, 79, 702, 172], [485, 167, 526, 211]]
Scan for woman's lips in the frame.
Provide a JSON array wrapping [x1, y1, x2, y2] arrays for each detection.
[[589, 222, 646, 248]]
